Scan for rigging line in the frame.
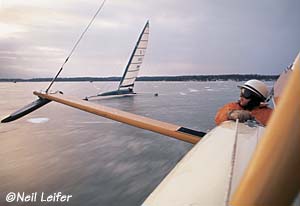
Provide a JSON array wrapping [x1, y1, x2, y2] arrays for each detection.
[[46, 0, 107, 93], [225, 119, 239, 204]]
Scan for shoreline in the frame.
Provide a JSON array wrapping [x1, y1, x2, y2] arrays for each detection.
[[0, 74, 278, 82]]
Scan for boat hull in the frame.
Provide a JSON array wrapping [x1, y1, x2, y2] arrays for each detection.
[[142, 121, 265, 206], [98, 89, 135, 96], [85, 89, 136, 100]]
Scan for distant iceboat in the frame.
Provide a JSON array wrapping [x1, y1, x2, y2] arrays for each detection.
[[86, 21, 149, 100]]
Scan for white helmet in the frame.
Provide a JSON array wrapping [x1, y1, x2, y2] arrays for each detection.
[[238, 79, 269, 101]]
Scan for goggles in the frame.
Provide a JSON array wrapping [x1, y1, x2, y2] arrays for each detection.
[[240, 88, 256, 99]]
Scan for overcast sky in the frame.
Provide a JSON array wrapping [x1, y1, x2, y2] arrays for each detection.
[[0, 0, 299, 78]]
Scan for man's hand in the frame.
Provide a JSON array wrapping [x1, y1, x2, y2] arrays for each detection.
[[228, 110, 254, 122]]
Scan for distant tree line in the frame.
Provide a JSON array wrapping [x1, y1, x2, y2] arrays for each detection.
[[137, 74, 278, 81], [0, 74, 279, 82]]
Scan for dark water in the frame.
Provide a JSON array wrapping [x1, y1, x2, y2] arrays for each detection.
[[0, 81, 272, 206]]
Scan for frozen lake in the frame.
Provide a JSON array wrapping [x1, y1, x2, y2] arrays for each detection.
[[0, 81, 273, 206]]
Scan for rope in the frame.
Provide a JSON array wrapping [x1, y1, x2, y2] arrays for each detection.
[[46, 0, 107, 92]]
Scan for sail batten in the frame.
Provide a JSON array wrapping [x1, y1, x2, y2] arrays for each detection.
[[131, 62, 143, 65], [124, 77, 137, 80], [127, 69, 139, 72], [120, 84, 134, 88]]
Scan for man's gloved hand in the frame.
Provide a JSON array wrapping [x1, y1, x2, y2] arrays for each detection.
[[227, 110, 254, 122]]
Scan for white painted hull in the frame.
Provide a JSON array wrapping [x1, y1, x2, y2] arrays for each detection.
[[142, 121, 265, 206]]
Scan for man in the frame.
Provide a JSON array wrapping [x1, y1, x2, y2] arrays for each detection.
[[215, 79, 273, 126]]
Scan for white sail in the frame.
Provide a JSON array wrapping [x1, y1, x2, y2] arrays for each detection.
[[118, 21, 149, 89]]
